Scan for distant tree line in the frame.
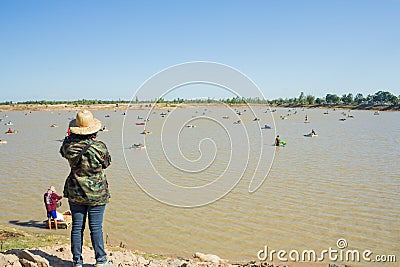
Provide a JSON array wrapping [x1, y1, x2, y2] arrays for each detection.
[[267, 90, 399, 106], [0, 99, 130, 106], [0, 90, 398, 106], [147, 91, 399, 106], [220, 90, 399, 106]]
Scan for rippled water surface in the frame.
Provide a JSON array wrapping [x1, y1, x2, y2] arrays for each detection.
[[0, 107, 398, 265]]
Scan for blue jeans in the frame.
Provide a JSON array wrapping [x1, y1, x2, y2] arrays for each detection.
[[69, 201, 107, 265]]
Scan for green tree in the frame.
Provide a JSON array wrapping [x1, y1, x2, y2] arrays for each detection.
[[325, 94, 340, 104], [341, 93, 353, 104], [366, 94, 373, 103], [315, 97, 324, 105], [354, 93, 365, 105], [306, 95, 315, 105], [373, 91, 397, 104], [298, 92, 305, 105]]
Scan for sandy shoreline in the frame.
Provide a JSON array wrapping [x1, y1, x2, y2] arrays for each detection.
[[0, 225, 361, 267], [0, 103, 398, 112]]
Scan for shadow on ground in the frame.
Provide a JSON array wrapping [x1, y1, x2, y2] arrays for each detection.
[[9, 220, 47, 229]]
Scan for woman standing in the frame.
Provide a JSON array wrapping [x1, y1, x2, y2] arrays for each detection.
[[60, 110, 112, 267]]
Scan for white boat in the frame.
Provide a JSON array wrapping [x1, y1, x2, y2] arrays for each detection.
[[5, 121, 13, 126], [0, 140, 7, 144]]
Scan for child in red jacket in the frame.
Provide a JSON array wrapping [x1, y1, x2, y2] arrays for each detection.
[[44, 186, 62, 220]]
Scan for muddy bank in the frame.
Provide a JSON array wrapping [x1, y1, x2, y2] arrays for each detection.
[[1, 244, 349, 267], [1, 225, 351, 267]]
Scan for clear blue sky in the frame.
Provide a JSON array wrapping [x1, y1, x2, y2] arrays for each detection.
[[0, 0, 399, 102]]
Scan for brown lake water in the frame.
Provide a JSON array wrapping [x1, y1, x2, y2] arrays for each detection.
[[0, 106, 398, 266]]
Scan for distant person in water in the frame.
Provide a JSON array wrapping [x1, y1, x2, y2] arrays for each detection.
[[305, 115, 308, 121], [275, 135, 281, 146], [44, 186, 62, 221], [311, 129, 316, 135], [7, 128, 13, 133]]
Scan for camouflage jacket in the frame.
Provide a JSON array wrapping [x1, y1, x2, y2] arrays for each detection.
[[60, 136, 111, 206]]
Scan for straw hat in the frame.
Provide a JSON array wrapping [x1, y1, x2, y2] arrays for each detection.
[[69, 110, 102, 135]]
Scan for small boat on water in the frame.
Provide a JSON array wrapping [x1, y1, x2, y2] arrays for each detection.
[[5, 121, 13, 126], [374, 111, 380, 115], [262, 125, 272, 129], [0, 140, 7, 144], [140, 130, 152, 135], [50, 124, 58, 128], [233, 120, 241, 124], [304, 133, 318, 137], [137, 116, 143, 119], [186, 124, 196, 128], [222, 116, 229, 119], [136, 122, 146, 126], [160, 112, 167, 116], [253, 118, 260, 121], [131, 143, 145, 150], [5, 130, 18, 134], [105, 115, 110, 118], [339, 118, 346, 121]]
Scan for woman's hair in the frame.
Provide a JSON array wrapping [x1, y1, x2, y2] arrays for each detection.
[[70, 132, 98, 140]]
